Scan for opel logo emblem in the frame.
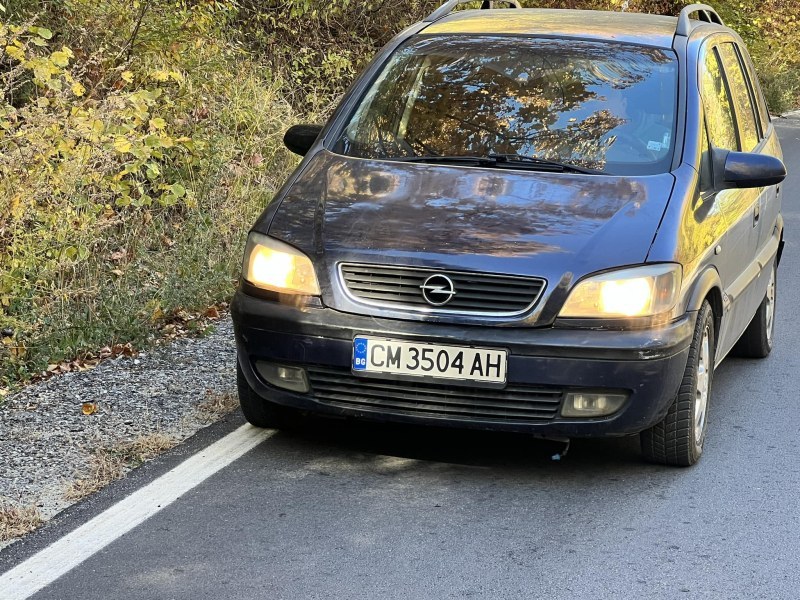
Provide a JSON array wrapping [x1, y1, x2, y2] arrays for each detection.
[[420, 274, 457, 306]]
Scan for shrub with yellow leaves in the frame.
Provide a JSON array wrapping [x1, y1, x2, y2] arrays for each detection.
[[0, 1, 299, 387]]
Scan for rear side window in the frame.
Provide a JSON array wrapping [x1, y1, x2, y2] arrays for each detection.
[[700, 48, 738, 151], [717, 43, 759, 151], [738, 46, 771, 134]]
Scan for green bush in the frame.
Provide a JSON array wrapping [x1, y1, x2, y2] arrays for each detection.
[[716, 0, 800, 113], [0, 1, 299, 387]]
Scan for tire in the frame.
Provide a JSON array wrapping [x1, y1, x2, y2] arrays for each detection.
[[732, 260, 776, 359], [236, 360, 301, 430], [640, 300, 715, 467]]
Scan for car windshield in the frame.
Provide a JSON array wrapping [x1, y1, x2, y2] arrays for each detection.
[[333, 36, 678, 176]]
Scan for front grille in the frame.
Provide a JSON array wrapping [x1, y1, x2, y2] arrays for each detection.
[[307, 366, 562, 423], [339, 263, 546, 316]]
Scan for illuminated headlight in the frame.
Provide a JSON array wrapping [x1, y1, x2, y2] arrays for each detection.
[[559, 264, 681, 318], [242, 232, 320, 295]]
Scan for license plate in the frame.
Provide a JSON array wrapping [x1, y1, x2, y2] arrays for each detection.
[[352, 336, 507, 384]]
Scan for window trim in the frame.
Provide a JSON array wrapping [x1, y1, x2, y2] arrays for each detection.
[[698, 110, 716, 201]]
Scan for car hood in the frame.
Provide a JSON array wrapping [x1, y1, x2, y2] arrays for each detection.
[[264, 150, 675, 324]]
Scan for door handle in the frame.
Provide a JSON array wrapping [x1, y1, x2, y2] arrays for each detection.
[[753, 202, 760, 227]]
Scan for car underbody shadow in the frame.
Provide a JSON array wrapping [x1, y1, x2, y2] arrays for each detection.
[[265, 413, 646, 474]]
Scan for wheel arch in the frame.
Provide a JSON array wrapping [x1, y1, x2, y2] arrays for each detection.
[[685, 267, 723, 350]]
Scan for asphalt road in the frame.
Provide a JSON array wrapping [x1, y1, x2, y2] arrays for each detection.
[[3, 122, 800, 600]]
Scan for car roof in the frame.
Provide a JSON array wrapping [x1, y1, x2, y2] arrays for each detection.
[[423, 9, 719, 49]]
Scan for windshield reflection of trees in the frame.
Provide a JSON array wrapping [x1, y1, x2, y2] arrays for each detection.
[[344, 37, 675, 172]]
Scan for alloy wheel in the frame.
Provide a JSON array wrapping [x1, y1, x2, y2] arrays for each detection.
[[765, 266, 776, 345], [694, 324, 712, 444]]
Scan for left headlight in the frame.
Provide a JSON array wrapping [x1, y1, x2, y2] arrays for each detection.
[[559, 264, 682, 319], [242, 232, 320, 295]]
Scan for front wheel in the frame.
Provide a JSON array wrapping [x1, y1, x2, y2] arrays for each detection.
[[640, 301, 715, 467]]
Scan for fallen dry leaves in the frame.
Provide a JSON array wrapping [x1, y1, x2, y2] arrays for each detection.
[[155, 303, 227, 343], [44, 343, 135, 377], [108, 249, 128, 262], [31, 304, 226, 385]]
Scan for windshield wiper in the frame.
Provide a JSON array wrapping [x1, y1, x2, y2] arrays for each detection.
[[487, 153, 605, 175], [395, 155, 499, 167], [394, 153, 604, 174]]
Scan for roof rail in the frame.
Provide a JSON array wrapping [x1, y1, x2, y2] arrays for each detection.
[[675, 3, 725, 36], [423, 0, 522, 23]]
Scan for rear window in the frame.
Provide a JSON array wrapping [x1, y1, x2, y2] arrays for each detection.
[[334, 36, 679, 176]]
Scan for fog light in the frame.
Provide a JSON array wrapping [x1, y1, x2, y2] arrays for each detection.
[[255, 362, 309, 393], [561, 392, 627, 418]]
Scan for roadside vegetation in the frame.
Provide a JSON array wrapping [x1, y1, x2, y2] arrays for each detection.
[[196, 391, 240, 424], [64, 432, 177, 501], [0, 501, 42, 542], [1, 0, 798, 392]]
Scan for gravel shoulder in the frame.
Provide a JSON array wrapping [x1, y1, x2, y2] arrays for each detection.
[[0, 317, 237, 550]]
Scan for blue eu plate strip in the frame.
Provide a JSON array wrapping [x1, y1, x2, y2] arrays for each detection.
[[353, 337, 368, 371]]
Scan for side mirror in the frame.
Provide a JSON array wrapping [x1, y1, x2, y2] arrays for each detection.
[[283, 124, 323, 157], [713, 148, 786, 190]]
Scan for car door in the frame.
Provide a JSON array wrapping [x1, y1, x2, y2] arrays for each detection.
[[698, 40, 761, 357], [716, 42, 774, 345]]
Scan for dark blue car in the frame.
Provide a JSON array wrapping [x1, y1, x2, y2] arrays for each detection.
[[232, 1, 786, 466]]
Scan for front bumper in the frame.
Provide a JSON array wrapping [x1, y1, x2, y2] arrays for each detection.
[[232, 291, 695, 438]]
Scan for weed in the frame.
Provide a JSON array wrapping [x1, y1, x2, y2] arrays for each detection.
[[64, 433, 176, 501], [0, 502, 43, 542], [196, 391, 239, 424]]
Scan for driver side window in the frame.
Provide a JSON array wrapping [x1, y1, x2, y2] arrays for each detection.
[[700, 46, 738, 152]]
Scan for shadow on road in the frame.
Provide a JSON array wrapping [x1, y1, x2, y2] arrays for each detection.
[[258, 414, 664, 479]]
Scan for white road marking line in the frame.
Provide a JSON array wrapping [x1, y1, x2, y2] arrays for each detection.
[[0, 424, 274, 600]]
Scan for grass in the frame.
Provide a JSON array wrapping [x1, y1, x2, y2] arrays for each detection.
[[196, 391, 240, 424], [0, 503, 43, 543], [64, 433, 177, 501]]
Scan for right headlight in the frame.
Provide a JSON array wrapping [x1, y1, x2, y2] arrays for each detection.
[[242, 232, 320, 295], [559, 264, 682, 319]]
